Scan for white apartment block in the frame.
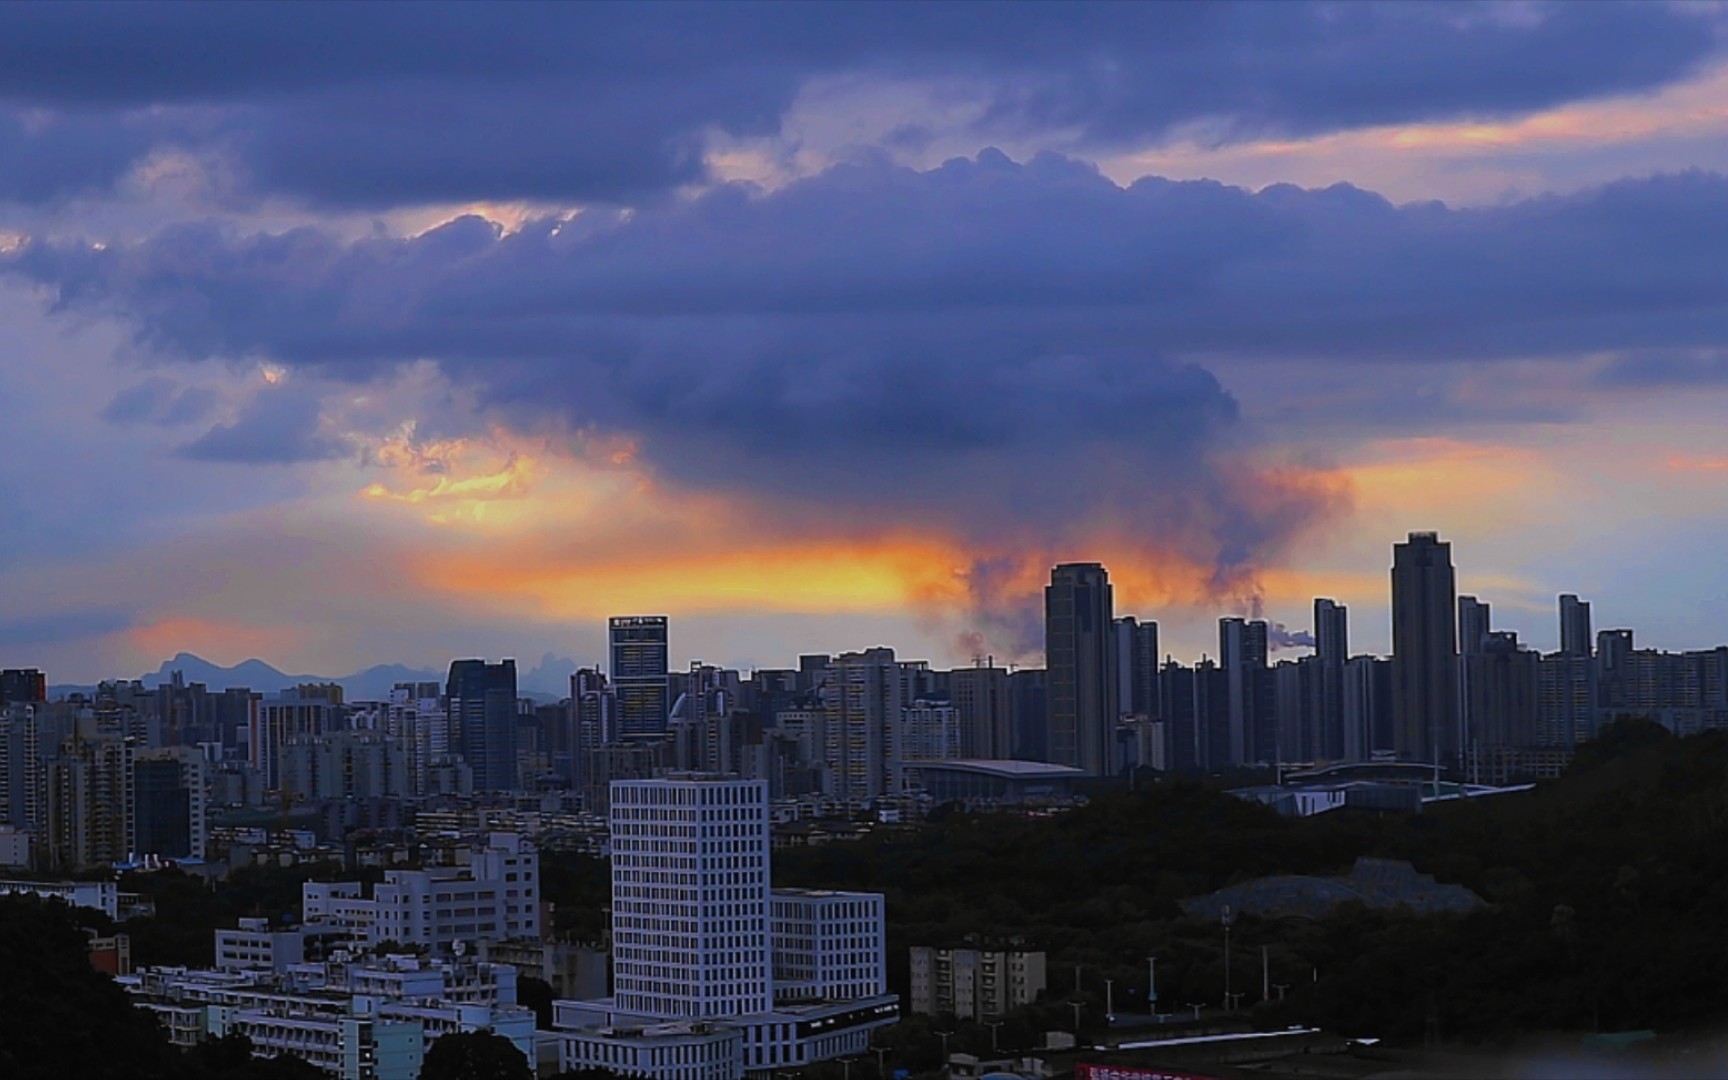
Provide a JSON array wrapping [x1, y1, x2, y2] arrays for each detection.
[[216, 917, 306, 973], [908, 947, 1048, 1021], [302, 833, 539, 952]]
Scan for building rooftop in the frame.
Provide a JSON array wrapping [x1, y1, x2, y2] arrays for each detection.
[[915, 759, 1087, 779]]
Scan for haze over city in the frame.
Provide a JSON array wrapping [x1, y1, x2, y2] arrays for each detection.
[[5, 4, 1728, 682]]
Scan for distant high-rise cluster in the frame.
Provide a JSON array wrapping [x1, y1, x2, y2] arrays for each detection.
[[6, 530, 1728, 874]]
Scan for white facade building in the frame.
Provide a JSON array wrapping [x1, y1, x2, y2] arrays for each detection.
[[770, 889, 886, 1004], [610, 776, 773, 1019], [216, 917, 306, 973], [0, 876, 118, 917], [301, 833, 539, 952], [555, 775, 897, 1080]]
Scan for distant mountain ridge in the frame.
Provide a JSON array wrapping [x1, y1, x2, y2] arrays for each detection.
[[45, 651, 589, 702]]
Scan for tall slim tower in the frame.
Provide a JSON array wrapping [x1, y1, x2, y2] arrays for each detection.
[[1313, 599, 1349, 760], [609, 775, 773, 1019], [1559, 595, 1593, 658], [1045, 563, 1119, 776], [1391, 532, 1460, 766], [610, 616, 671, 739]]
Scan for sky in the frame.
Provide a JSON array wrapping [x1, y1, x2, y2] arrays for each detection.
[[6, 1, 1728, 682]]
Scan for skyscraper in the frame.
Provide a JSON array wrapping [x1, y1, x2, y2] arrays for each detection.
[[1391, 531, 1460, 766], [1115, 616, 1160, 719], [1458, 595, 1491, 656], [609, 616, 670, 739], [1219, 617, 1269, 765], [1313, 599, 1349, 759], [447, 659, 518, 792], [1560, 594, 1593, 658], [1045, 563, 1119, 776]]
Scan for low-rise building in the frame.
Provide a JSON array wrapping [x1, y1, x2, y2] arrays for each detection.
[[216, 917, 306, 973], [0, 876, 118, 918], [302, 832, 540, 953], [909, 947, 1047, 1021]]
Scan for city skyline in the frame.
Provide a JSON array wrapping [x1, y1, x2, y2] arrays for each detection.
[[5, 5, 1728, 685], [11, 524, 1728, 689]]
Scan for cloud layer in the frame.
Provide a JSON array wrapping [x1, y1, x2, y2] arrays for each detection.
[[0, 2, 1718, 207]]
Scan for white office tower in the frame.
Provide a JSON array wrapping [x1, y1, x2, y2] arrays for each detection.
[[554, 775, 897, 1080], [611, 776, 774, 1019]]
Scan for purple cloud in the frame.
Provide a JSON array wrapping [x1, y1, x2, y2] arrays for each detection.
[[0, 2, 1715, 207]]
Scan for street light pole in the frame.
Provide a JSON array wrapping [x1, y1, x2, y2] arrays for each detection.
[[1104, 977, 1115, 1021], [983, 1021, 1003, 1054], [1147, 956, 1158, 1018], [1068, 999, 1083, 1036], [1221, 905, 1235, 1011]]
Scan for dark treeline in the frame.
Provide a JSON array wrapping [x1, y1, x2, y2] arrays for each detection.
[[762, 719, 1728, 1045]]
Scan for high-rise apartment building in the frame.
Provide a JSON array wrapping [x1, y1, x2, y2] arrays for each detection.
[[447, 660, 519, 793], [0, 669, 46, 706], [1560, 594, 1593, 658], [1392, 532, 1461, 766], [45, 729, 134, 871], [251, 684, 344, 791], [1220, 617, 1269, 765], [1008, 668, 1048, 762], [1458, 595, 1491, 656], [1045, 563, 1118, 776], [610, 617, 671, 739], [822, 648, 908, 804], [1115, 617, 1160, 720], [948, 662, 1011, 759]]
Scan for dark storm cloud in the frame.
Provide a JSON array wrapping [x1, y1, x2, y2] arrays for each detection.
[[19, 150, 1728, 588], [178, 386, 345, 465], [0, 1, 1716, 207], [0, 108, 158, 203]]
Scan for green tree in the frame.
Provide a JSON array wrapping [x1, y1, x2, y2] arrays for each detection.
[[418, 1030, 532, 1080]]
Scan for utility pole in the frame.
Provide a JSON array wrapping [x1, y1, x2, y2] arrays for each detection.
[[1068, 1000, 1083, 1036]]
